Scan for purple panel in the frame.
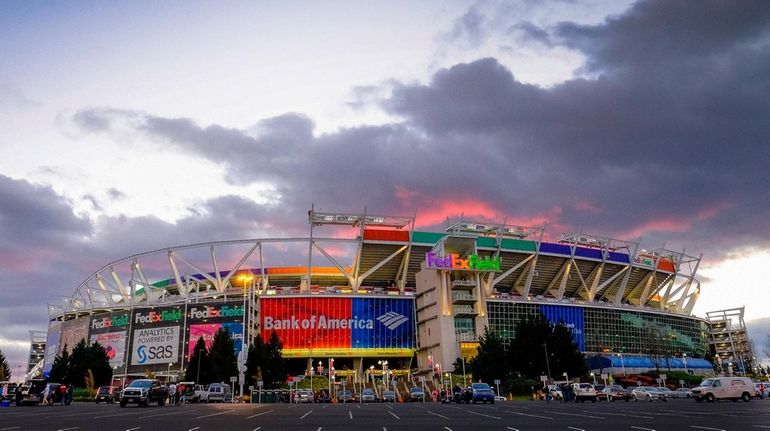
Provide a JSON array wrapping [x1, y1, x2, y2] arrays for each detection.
[[574, 247, 602, 259], [607, 252, 630, 264], [539, 243, 571, 255]]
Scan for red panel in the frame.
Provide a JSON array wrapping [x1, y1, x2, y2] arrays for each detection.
[[657, 259, 676, 272], [260, 297, 352, 350], [363, 229, 409, 242]]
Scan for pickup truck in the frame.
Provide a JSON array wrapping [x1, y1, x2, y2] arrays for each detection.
[[119, 379, 167, 407]]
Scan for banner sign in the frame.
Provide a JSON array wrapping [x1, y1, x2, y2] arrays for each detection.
[[90, 331, 127, 368], [260, 297, 415, 357], [187, 322, 243, 358], [187, 303, 244, 320], [91, 313, 129, 331], [425, 252, 500, 271], [130, 326, 180, 365], [59, 317, 90, 352], [539, 304, 585, 351]]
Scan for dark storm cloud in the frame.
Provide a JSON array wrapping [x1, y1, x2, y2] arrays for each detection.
[[71, 0, 770, 261]]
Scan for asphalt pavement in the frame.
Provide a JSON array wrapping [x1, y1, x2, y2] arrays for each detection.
[[1, 398, 769, 431]]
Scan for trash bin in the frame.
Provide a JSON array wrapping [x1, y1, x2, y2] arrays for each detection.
[[1, 400, 11, 408]]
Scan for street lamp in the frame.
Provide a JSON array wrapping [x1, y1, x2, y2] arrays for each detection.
[[542, 343, 552, 385], [590, 372, 597, 385], [237, 274, 253, 400], [369, 365, 375, 386], [168, 362, 173, 382], [378, 360, 388, 395], [618, 352, 626, 376], [563, 371, 569, 383], [196, 349, 204, 383], [461, 357, 467, 387], [682, 353, 688, 374]]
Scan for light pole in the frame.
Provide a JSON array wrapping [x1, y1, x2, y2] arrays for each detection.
[[329, 358, 334, 399], [682, 353, 688, 374], [196, 349, 204, 383], [563, 371, 569, 383], [543, 343, 552, 385], [590, 372, 597, 385], [237, 274, 253, 399], [168, 362, 173, 382], [444, 372, 450, 398], [461, 357, 467, 387], [618, 352, 626, 376], [310, 358, 313, 392], [378, 359, 388, 397]]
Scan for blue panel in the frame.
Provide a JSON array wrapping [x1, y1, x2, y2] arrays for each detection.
[[539, 305, 585, 351], [574, 247, 602, 259], [351, 298, 414, 350], [607, 252, 630, 263], [539, 243, 571, 255], [221, 322, 244, 355]]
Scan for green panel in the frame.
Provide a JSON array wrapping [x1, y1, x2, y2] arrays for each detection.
[[476, 237, 497, 248], [411, 231, 446, 244], [500, 238, 537, 252], [152, 279, 171, 288]]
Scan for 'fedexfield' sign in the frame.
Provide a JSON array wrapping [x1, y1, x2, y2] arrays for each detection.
[[425, 252, 501, 271]]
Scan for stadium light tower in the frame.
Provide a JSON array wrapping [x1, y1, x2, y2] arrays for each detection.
[[237, 274, 253, 399]]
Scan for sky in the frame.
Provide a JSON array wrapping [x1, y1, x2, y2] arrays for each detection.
[[1, 0, 769, 379]]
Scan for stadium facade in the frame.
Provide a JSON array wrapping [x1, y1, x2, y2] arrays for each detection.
[[41, 209, 718, 384]]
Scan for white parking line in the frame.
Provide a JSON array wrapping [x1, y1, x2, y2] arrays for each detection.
[[591, 411, 654, 419], [317, 427, 322, 431], [138, 410, 188, 419], [0, 427, 21, 431], [93, 412, 136, 419], [195, 409, 234, 419], [125, 428, 142, 431], [691, 427, 726, 431], [187, 428, 199, 431], [753, 426, 770, 429], [300, 410, 313, 419], [444, 427, 453, 431], [630, 427, 656, 431], [551, 411, 605, 419], [246, 409, 274, 419], [386, 404, 394, 410], [467, 410, 501, 420], [567, 427, 585, 431], [349, 410, 353, 419], [252, 428, 262, 431], [57, 428, 79, 431], [388, 410, 400, 420], [426, 411, 450, 419], [505, 411, 554, 420], [506, 427, 521, 431]]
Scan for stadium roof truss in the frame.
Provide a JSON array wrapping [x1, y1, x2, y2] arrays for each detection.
[[56, 208, 702, 318]]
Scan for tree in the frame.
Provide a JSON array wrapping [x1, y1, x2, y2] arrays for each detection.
[[87, 342, 114, 387], [48, 344, 71, 383], [67, 339, 89, 386], [184, 337, 212, 384], [507, 312, 586, 380], [468, 326, 508, 384], [245, 333, 266, 386], [0, 348, 10, 381], [261, 331, 287, 389], [208, 328, 238, 384]]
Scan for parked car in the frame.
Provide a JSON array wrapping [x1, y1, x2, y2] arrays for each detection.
[[692, 377, 754, 403], [206, 383, 232, 403], [337, 389, 353, 403], [675, 388, 693, 398], [360, 388, 376, 402], [95, 386, 121, 403], [409, 386, 425, 402], [755, 382, 767, 399], [601, 385, 631, 402], [297, 389, 314, 403], [632, 386, 665, 402], [119, 379, 167, 407], [381, 390, 396, 402], [0, 382, 18, 401], [470, 382, 495, 404], [571, 383, 598, 403], [494, 395, 506, 402], [657, 387, 677, 399], [546, 384, 563, 400], [16, 379, 48, 406]]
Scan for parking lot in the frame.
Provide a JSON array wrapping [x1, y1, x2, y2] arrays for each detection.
[[1, 399, 769, 431]]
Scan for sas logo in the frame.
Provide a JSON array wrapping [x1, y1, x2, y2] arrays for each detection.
[[377, 312, 408, 330]]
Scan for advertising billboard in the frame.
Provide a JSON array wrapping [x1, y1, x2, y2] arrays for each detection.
[[187, 322, 243, 358], [259, 296, 415, 357], [42, 321, 61, 375], [90, 331, 127, 368], [130, 325, 180, 366], [539, 304, 585, 351], [59, 317, 90, 352], [128, 306, 184, 370]]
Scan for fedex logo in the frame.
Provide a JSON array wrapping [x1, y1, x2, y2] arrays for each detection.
[[425, 252, 500, 271]]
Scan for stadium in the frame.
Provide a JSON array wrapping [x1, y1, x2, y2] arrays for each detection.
[[38, 208, 720, 387]]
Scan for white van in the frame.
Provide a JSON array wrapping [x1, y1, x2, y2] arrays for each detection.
[[692, 377, 754, 402], [206, 383, 232, 403]]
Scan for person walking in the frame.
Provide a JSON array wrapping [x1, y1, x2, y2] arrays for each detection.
[[41, 384, 51, 406], [167, 383, 177, 406], [59, 384, 67, 406]]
